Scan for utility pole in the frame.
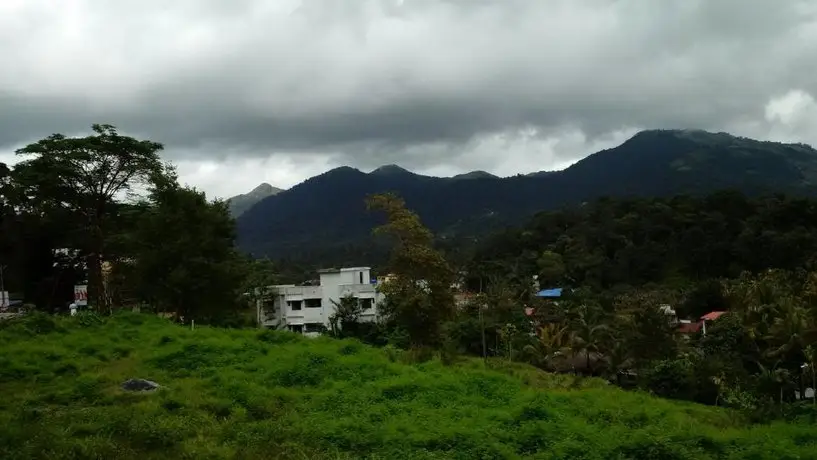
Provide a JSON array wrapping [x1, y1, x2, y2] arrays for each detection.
[[479, 274, 487, 364]]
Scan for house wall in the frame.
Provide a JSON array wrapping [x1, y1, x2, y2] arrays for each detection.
[[319, 272, 340, 328], [258, 267, 381, 335]]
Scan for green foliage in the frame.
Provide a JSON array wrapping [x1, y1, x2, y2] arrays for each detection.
[[0, 312, 64, 337], [367, 193, 455, 348], [536, 250, 566, 287], [1, 314, 816, 459], [238, 256, 279, 308], [12, 124, 165, 312], [614, 290, 680, 365], [642, 354, 701, 400], [125, 179, 246, 324], [329, 294, 364, 337], [474, 192, 817, 289]]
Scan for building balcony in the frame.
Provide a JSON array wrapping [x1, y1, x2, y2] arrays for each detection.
[[338, 283, 379, 298], [276, 286, 322, 298]]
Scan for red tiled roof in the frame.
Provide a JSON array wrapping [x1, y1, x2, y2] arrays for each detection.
[[700, 311, 727, 321], [678, 321, 702, 334]]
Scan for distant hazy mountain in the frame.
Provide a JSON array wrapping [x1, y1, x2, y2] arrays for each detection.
[[369, 164, 416, 176], [227, 183, 283, 217], [236, 130, 817, 261], [525, 170, 556, 178], [451, 170, 499, 180]]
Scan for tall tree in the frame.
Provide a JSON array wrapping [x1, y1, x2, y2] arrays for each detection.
[[239, 256, 279, 313], [1, 163, 73, 309], [366, 193, 454, 348], [12, 124, 164, 311], [127, 176, 243, 323]]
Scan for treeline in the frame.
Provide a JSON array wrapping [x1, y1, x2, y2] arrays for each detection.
[[334, 191, 817, 418], [0, 125, 275, 323], [469, 191, 817, 290]]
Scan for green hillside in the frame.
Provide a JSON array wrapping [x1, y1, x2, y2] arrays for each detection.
[[1, 313, 815, 459]]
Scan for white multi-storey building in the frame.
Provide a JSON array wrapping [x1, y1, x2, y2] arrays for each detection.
[[257, 267, 383, 336]]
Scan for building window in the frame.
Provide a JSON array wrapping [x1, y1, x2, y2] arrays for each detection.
[[361, 298, 373, 310], [305, 323, 324, 333], [359, 271, 364, 284], [288, 300, 302, 311], [289, 324, 303, 334], [305, 298, 321, 308]]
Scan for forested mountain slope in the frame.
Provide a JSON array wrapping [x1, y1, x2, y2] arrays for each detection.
[[236, 130, 817, 262]]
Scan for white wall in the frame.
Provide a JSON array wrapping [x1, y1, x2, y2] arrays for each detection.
[[319, 272, 341, 327], [337, 268, 371, 286], [259, 268, 380, 333]]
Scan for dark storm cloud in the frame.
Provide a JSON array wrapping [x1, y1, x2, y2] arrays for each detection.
[[1, 0, 816, 178]]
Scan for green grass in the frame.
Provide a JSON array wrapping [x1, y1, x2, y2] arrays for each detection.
[[0, 312, 815, 459]]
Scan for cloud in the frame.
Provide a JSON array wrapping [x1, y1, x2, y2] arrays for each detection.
[[1, 0, 816, 196]]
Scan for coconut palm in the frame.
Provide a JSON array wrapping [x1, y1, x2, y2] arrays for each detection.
[[569, 305, 610, 374], [522, 322, 570, 370], [755, 360, 792, 407], [765, 297, 810, 360]]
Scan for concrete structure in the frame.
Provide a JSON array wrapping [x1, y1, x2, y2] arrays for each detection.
[[257, 267, 382, 336]]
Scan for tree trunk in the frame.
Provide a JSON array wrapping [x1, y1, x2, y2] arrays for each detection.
[[87, 214, 109, 314], [86, 251, 104, 313]]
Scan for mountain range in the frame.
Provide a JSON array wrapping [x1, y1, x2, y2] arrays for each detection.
[[234, 129, 817, 264]]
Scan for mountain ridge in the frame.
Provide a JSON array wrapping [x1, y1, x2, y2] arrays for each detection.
[[236, 129, 817, 262]]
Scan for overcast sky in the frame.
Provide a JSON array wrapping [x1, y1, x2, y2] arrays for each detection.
[[2, 0, 816, 199]]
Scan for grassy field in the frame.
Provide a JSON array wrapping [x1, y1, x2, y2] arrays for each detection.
[[0, 312, 815, 459]]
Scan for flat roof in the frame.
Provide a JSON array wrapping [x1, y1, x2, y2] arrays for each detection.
[[317, 267, 371, 273]]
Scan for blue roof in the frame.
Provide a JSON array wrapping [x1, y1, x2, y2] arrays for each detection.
[[536, 288, 563, 298]]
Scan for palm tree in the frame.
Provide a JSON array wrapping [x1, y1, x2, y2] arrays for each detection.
[[604, 335, 635, 385], [522, 322, 570, 370], [765, 297, 809, 359], [569, 305, 610, 374], [755, 360, 791, 408]]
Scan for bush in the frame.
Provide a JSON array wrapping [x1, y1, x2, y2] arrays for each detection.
[[0, 312, 63, 337], [75, 312, 105, 327], [641, 355, 699, 400]]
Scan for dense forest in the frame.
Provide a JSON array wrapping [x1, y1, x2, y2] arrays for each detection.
[[469, 191, 817, 290]]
